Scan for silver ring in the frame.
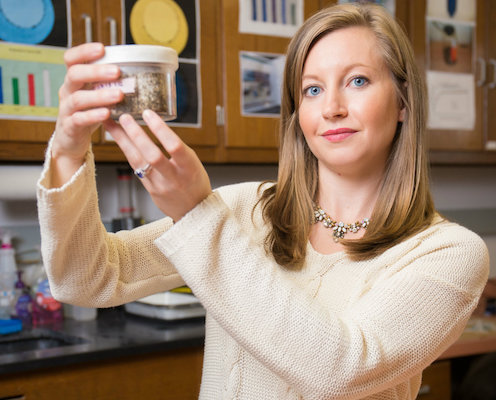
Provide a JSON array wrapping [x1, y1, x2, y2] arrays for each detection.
[[134, 163, 152, 179]]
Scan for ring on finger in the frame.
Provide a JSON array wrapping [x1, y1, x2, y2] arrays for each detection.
[[134, 163, 152, 179]]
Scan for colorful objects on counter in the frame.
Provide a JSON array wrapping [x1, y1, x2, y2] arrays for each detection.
[[32, 278, 63, 326], [0, 318, 22, 335], [0, 230, 18, 320]]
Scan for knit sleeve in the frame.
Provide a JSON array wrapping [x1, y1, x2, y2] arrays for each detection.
[[37, 140, 183, 308], [154, 191, 489, 400]]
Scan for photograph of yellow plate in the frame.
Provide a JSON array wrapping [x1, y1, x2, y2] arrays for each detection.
[[129, 0, 188, 55]]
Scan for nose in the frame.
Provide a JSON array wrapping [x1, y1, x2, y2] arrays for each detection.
[[322, 91, 347, 119]]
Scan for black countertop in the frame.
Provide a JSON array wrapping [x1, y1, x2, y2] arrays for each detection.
[[0, 307, 205, 375]]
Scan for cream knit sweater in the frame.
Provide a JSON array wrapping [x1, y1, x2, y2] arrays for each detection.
[[37, 149, 489, 400]]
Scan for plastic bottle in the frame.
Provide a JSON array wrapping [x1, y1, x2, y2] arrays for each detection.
[[32, 275, 63, 326], [0, 231, 18, 319], [14, 271, 33, 326]]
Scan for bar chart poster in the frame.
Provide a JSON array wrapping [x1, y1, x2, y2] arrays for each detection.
[[0, 42, 65, 121], [239, 0, 304, 37]]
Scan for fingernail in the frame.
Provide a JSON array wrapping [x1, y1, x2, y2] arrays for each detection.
[[105, 65, 119, 77], [91, 43, 104, 56], [119, 113, 132, 126], [111, 88, 122, 100], [142, 109, 152, 120], [96, 108, 108, 119]]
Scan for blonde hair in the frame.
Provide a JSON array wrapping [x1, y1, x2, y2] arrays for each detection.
[[258, 3, 435, 268]]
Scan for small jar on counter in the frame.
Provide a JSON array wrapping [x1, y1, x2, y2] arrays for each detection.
[[93, 44, 178, 123]]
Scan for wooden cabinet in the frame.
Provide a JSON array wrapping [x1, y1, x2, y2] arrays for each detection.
[[0, 0, 220, 162], [408, 0, 496, 164], [90, 0, 220, 162], [0, 0, 120, 162], [0, 0, 320, 163], [481, 0, 496, 151], [70, 0, 123, 46], [0, 346, 203, 400], [417, 361, 452, 400], [218, 0, 321, 163], [4, 1, 494, 164]]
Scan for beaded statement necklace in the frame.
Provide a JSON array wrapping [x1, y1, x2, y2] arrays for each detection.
[[313, 204, 370, 242]]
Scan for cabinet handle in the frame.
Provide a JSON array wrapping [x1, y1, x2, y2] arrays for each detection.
[[106, 17, 117, 46], [489, 59, 496, 89], [81, 14, 93, 43], [0, 396, 26, 400], [476, 57, 486, 87]]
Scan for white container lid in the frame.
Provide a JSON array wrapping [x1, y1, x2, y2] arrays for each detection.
[[93, 44, 178, 70]]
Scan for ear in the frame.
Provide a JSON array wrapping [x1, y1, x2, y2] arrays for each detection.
[[398, 81, 408, 122]]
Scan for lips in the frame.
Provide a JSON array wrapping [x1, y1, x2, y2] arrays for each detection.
[[321, 128, 357, 143]]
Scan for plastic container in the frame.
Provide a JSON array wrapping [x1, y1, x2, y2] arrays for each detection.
[[93, 44, 179, 123], [0, 319, 22, 335], [0, 231, 18, 319], [14, 271, 33, 326], [32, 278, 63, 326]]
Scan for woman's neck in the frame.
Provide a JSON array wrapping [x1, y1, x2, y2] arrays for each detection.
[[316, 164, 385, 223]]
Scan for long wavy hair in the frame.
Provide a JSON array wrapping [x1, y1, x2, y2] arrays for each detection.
[[258, 3, 435, 269]]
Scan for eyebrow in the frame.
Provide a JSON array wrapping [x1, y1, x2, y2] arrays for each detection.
[[301, 62, 379, 81]]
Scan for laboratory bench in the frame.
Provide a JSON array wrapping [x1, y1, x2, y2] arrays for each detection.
[[0, 307, 205, 399]]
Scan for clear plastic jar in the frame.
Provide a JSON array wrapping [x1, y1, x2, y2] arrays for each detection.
[[93, 45, 178, 123]]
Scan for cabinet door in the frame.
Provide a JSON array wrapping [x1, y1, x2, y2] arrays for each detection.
[[0, 1, 102, 162], [93, 0, 220, 162], [71, 0, 98, 46], [409, 0, 484, 151], [484, 0, 496, 150], [97, 0, 125, 46], [221, 0, 321, 156], [417, 361, 451, 399], [170, 0, 219, 149], [0, 120, 55, 161], [0, 347, 204, 400]]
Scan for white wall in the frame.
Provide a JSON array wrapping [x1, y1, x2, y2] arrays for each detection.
[[0, 163, 494, 274]]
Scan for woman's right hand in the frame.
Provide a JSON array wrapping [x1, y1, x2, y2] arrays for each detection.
[[49, 42, 123, 187]]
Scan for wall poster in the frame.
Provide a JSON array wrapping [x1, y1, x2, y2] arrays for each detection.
[[124, 0, 201, 127], [0, 0, 69, 121], [239, 0, 304, 38], [240, 51, 285, 117], [425, 0, 476, 131]]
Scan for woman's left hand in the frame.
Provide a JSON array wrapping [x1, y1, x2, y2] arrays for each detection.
[[104, 110, 212, 222]]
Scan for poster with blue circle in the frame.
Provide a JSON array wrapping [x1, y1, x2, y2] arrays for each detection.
[[0, 0, 68, 47]]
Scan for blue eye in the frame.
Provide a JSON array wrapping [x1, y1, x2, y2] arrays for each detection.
[[305, 86, 321, 96], [352, 77, 368, 87]]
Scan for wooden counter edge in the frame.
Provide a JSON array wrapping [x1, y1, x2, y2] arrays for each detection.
[[438, 317, 496, 360]]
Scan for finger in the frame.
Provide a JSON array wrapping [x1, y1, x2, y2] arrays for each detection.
[[60, 87, 123, 116], [142, 110, 187, 161], [71, 108, 111, 128], [118, 113, 170, 166], [63, 42, 105, 68], [60, 63, 120, 99], [104, 115, 154, 169]]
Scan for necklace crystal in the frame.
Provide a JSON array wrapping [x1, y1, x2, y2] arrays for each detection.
[[313, 204, 370, 242]]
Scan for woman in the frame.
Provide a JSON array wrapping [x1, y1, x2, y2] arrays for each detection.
[[37, 3, 488, 399]]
